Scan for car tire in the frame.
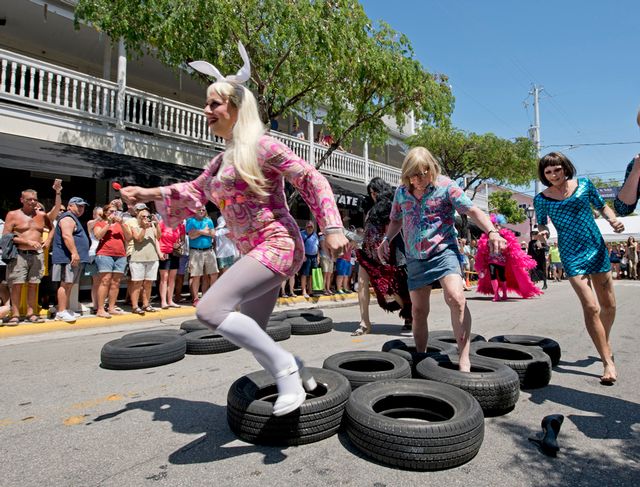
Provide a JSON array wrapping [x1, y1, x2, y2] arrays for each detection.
[[415, 354, 520, 414], [323, 351, 411, 389], [470, 342, 552, 389], [226, 367, 351, 445], [100, 334, 187, 370], [265, 320, 291, 342], [345, 379, 484, 470], [381, 338, 457, 376], [185, 329, 240, 354], [489, 335, 561, 366], [286, 315, 333, 335], [180, 318, 208, 333], [428, 330, 486, 344]]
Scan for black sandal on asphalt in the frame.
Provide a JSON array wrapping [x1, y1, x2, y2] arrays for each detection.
[[133, 307, 145, 315], [27, 314, 45, 323]]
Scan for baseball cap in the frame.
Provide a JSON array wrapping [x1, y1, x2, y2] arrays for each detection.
[[68, 197, 89, 206], [134, 203, 148, 211]]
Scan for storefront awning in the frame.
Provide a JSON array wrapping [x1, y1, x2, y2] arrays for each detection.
[[325, 176, 367, 210], [0, 132, 206, 186]]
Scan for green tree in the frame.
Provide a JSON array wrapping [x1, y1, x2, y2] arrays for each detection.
[[488, 190, 526, 224], [75, 0, 453, 169], [406, 125, 537, 235]]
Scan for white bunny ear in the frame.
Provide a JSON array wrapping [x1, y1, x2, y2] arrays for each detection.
[[225, 41, 251, 84], [188, 60, 224, 82]]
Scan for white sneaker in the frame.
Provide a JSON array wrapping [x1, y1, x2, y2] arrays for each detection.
[[55, 310, 77, 323]]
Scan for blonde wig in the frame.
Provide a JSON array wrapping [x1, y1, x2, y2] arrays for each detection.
[[400, 146, 442, 187], [207, 81, 268, 197]]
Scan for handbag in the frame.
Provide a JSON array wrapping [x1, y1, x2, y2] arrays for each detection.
[[172, 240, 186, 257], [311, 267, 324, 291]]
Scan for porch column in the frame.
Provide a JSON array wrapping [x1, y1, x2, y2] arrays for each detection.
[[308, 119, 315, 167], [115, 38, 127, 132], [363, 139, 369, 184]]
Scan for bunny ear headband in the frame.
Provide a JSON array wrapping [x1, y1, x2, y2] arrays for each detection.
[[188, 41, 251, 84]]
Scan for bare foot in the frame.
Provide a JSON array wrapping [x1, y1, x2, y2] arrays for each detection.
[[600, 363, 617, 385], [96, 312, 112, 319], [458, 356, 471, 373]]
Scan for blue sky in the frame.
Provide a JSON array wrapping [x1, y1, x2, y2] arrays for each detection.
[[361, 0, 640, 194]]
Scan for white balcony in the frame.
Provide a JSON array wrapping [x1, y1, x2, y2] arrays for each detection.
[[0, 47, 487, 210]]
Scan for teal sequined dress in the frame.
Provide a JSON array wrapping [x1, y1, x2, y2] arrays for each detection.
[[533, 178, 610, 277]]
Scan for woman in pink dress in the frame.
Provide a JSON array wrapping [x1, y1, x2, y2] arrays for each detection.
[[121, 45, 348, 416]]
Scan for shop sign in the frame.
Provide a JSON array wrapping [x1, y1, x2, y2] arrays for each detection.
[[335, 193, 360, 208]]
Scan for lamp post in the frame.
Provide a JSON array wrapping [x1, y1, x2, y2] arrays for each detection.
[[526, 206, 535, 240]]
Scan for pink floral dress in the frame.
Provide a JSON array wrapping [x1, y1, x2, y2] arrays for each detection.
[[157, 135, 343, 277]]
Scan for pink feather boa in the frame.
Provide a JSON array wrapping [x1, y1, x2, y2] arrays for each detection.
[[475, 228, 543, 298]]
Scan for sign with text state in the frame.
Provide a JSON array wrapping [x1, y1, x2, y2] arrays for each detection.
[[334, 193, 360, 208], [597, 186, 620, 200]]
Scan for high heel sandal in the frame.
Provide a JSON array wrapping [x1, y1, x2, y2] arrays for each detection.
[[272, 356, 317, 416]]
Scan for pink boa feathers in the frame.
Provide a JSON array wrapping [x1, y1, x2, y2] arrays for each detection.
[[475, 228, 542, 299]]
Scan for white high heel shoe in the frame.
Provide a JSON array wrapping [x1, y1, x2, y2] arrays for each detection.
[[272, 356, 317, 417]]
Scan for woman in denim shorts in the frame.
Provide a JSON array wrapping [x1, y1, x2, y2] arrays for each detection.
[[378, 147, 506, 372], [93, 204, 132, 318]]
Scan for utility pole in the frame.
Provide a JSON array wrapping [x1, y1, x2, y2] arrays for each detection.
[[528, 84, 543, 195]]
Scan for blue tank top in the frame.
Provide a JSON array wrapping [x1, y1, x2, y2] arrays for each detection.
[[52, 211, 90, 265]]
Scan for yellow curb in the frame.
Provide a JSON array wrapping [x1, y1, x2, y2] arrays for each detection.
[[0, 306, 196, 339], [0, 291, 362, 339]]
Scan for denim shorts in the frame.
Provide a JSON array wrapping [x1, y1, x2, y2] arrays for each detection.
[[95, 254, 128, 274], [335, 258, 352, 276], [406, 246, 462, 291], [300, 254, 317, 276]]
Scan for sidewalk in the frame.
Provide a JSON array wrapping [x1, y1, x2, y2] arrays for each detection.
[[0, 291, 361, 339]]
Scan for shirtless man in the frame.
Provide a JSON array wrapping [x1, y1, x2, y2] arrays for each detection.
[[2, 181, 62, 324]]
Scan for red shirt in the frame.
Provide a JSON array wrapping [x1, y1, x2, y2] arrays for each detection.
[[95, 221, 127, 257], [158, 221, 185, 254]]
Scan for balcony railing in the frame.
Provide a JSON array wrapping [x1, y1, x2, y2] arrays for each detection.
[[0, 48, 487, 209]]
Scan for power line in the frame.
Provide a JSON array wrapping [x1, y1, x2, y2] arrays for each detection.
[[543, 141, 640, 149]]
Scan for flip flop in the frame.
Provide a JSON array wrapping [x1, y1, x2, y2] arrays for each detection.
[[27, 314, 45, 323], [6, 316, 20, 326]]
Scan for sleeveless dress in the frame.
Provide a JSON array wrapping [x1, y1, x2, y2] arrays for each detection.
[[533, 178, 609, 277]]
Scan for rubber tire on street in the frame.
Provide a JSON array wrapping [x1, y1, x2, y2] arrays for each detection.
[[185, 329, 240, 354], [269, 311, 289, 322], [429, 330, 486, 344], [381, 338, 457, 376], [265, 320, 291, 342], [489, 335, 561, 366], [121, 329, 187, 340], [100, 334, 187, 370], [180, 318, 208, 333], [415, 354, 520, 414], [284, 309, 324, 319], [227, 367, 351, 446], [345, 379, 484, 470], [286, 314, 333, 335], [323, 351, 411, 389], [470, 342, 552, 389]]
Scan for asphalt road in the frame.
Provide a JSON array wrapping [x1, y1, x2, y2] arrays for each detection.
[[0, 280, 638, 487]]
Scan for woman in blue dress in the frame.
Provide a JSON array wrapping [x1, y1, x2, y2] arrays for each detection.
[[534, 152, 624, 385]]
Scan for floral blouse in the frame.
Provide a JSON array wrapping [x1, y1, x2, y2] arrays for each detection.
[[156, 135, 342, 277], [389, 176, 474, 260]]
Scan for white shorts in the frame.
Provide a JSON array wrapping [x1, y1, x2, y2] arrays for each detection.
[[129, 261, 159, 281]]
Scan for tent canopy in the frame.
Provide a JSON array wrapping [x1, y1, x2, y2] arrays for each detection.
[[546, 215, 640, 243]]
